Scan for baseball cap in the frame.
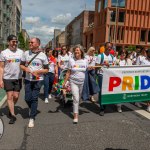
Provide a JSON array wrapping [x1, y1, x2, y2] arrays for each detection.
[[7, 35, 17, 42]]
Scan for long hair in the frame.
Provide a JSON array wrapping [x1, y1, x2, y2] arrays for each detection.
[[87, 46, 95, 55], [73, 44, 84, 59]]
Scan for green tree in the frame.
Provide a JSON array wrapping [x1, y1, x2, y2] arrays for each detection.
[[18, 32, 26, 50], [25, 39, 29, 50]]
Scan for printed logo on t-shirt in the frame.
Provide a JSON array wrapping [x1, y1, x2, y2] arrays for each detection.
[[7, 59, 20, 63], [73, 64, 86, 68], [27, 61, 40, 66]]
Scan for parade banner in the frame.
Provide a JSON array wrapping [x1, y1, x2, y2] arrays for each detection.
[[101, 66, 150, 105]]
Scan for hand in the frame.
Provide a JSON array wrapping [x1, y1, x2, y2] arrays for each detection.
[[55, 73, 58, 78], [88, 66, 94, 70], [32, 71, 40, 77], [25, 68, 31, 73], [0, 80, 4, 88]]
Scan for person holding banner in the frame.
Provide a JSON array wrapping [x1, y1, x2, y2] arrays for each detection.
[[137, 48, 150, 113], [96, 42, 115, 116], [84, 47, 97, 102]]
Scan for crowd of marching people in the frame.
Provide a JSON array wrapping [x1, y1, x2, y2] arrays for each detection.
[[0, 34, 150, 128]]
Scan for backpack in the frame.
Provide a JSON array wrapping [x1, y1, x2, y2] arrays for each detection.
[[100, 53, 114, 64]]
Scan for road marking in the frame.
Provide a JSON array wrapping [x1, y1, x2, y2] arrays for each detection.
[[124, 103, 150, 120], [0, 95, 7, 108]]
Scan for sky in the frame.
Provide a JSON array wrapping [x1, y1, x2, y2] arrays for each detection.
[[22, 0, 95, 47]]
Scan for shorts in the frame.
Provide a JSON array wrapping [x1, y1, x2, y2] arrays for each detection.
[[3, 79, 22, 92]]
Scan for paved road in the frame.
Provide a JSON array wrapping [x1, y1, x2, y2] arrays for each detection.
[[0, 88, 150, 150]]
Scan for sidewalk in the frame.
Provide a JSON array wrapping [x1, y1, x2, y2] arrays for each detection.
[[0, 89, 6, 107]]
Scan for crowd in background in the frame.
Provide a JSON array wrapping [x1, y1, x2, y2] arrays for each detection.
[[0, 34, 150, 128]]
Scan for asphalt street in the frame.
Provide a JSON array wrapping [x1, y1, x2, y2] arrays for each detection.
[[0, 88, 150, 150]]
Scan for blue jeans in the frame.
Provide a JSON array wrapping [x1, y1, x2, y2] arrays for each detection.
[[24, 80, 43, 119], [44, 72, 55, 98]]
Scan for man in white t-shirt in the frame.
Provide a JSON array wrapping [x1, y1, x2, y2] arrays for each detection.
[[0, 35, 24, 124], [20, 38, 49, 128], [96, 42, 114, 116]]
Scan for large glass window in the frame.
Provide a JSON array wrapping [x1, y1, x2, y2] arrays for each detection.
[[104, 0, 108, 8], [111, 0, 125, 7], [148, 31, 150, 42], [98, 1, 101, 12], [140, 30, 146, 42], [119, 12, 125, 22], [110, 10, 116, 22]]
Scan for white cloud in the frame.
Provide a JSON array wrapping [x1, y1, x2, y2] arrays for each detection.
[[24, 17, 40, 24], [51, 13, 72, 25], [27, 25, 63, 46]]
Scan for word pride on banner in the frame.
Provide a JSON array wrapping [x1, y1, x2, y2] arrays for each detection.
[[101, 66, 150, 105]]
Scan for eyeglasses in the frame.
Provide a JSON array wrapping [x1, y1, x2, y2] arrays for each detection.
[[29, 41, 34, 44], [11, 40, 18, 43], [62, 48, 66, 50]]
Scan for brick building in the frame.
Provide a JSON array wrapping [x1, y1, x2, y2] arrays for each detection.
[[94, 0, 150, 50], [65, 10, 95, 49]]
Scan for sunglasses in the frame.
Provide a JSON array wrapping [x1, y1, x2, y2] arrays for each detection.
[[11, 40, 18, 43], [29, 42, 34, 44]]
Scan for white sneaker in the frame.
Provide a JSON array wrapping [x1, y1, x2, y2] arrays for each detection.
[[28, 119, 34, 128], [49, 94, 52, 99], [135, 102, 142, 108], [117, 106, 122, 113], [90, 96, 96, 103], [147, 106, 150, 113], [45, 98, 49, 104]]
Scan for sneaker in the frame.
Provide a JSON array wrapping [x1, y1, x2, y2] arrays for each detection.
[[99, 110, 104, 116], [44, 98, 49, 104], [9, 115, 17, 124], [147, 106, 150, 113], [49, 94, 52, 99], [90, 96, 96, 103], [135, 102, 142, 108], [117, 106, 122, 113], [73, 118, 78, 124], [28, 119, 34, 128]]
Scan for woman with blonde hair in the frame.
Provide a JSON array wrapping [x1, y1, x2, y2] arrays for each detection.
[[85, 46, 97, 102]]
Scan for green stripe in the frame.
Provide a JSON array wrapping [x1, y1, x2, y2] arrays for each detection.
[[100, 92, 150, 105]]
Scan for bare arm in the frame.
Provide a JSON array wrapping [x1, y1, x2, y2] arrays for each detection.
[[0, 62, 4, 88], [63, 69, 71, 87]]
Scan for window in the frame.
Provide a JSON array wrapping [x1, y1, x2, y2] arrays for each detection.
[[148, 31, 150, 42], [98, 1, 101, 12], [140, 30, 146, 42], [111, 0, 125, 7], [119, 12, 125, 22], [110, 10, 116, 22], [104, 0, 108, 8]]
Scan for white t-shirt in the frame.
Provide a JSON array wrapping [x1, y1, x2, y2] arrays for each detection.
[[96, 53, 114, 74], [48, 56, 56, 73], [58, 54, 69, 70], [96, 53, 114, 66], [68, 58, 88, 84], [85, 55, 97, 67], [140, 57, 150, 65], [21, 50, 48, 81], [0, 48, 24, 79], [136, 55, 146, 65], [119, 59, 126, 66]]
